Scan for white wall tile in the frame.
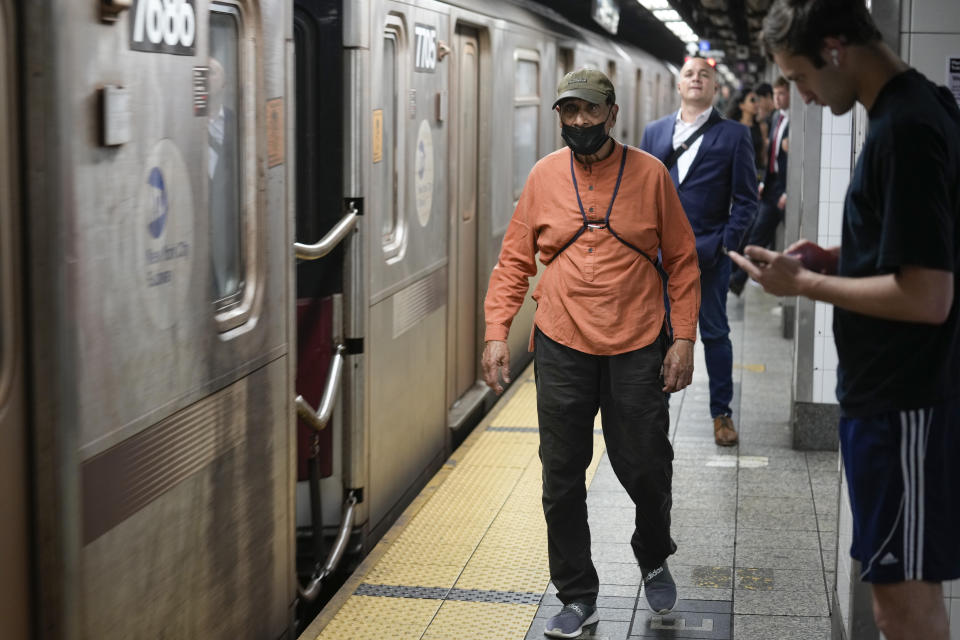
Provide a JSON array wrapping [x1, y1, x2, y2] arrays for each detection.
[[819, 201, 830, 238], [824, 341, 839, 372], [812, 370, 824, 404], [822, 369, 838, 402], [830, 168, 851, 203], [814, 335, 824, 371], [821, 106, 833, 133], [951, 579, 960, 599], [834, 111, 852, 133], [829, 202, 844, 238], [911, 0, 960, 33], [819, 171, 830, 204], [951, 599, 960, 640], [824, 303, 834, 338], [831, 134, 852, 169]]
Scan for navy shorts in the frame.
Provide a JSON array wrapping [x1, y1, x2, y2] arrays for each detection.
[[839, 398, 960, 583]]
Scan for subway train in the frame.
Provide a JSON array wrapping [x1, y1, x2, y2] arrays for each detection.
[[0, 0, 679, 637]]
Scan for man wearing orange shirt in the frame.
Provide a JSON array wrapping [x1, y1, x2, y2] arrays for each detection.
[[481, 69, 701, 638]]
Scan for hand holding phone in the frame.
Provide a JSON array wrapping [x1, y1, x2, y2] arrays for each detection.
[[785, 241, 838, 274]]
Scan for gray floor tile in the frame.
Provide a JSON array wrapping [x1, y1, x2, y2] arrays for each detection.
[[733, 589, 829, 616], [672, 545, 735, 567], [737, 496, 816, 515], [735, 528, 822, 550], [738, 568, 828, 593], [600, 584, 641, 598], [631, 610, 731, 639], [732, 614, 831, 640], [592, 542, 637, 563], [673, 526, 736, 549], [596, 595, 640, 610], [595, 562, 642, 586], [735, 547, 824, 571]]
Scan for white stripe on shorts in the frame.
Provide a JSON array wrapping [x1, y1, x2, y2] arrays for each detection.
[[900, 409, 932, 580]]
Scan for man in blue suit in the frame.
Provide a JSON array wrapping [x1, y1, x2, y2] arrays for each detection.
[[640, 56, 758, 446]]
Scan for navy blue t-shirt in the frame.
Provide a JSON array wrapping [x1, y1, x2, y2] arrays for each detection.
[[835, 69, 960, 417]]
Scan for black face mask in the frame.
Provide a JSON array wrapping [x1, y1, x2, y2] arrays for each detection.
[[561, 121, 609, 156]]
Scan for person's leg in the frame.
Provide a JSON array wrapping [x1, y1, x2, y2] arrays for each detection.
[[699, 258, 735, 444], [598, 329, 676, 570], [872, 581, 948, 640], [534, 328, 602, 606], [839, 401, 960, 639]]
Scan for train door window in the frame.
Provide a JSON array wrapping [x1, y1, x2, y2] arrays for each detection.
[[634, 69, 644, 143], [555, 47, 574, 150], [381, 19, 405, 257], [654, 72, 662, 121], [511, 50, 539, 221], [606, 61, 619, 138], [208, 6, 244, 308]]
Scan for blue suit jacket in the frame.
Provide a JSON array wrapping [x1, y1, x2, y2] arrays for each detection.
[[640, 109, 758, 268]]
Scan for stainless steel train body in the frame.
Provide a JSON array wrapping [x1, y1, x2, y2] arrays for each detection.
[[0, 0, 678, 636], [5, 0, 295, 637]]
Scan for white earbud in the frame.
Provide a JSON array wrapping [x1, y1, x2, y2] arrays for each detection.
[[830, 49, 840, 67]]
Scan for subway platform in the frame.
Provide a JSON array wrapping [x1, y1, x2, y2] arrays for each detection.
[[301, 286, 839, 640]]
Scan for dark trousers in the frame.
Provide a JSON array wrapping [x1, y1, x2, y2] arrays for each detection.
[[534, 328, 676, 606], [730, 193, 784, 290], [701, 257, 734, 418]]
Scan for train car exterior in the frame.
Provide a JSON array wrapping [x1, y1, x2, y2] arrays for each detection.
[[0, 0, 678, 636], [12, 0, 296, 636]]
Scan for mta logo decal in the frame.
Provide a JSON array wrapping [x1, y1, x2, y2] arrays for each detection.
[[147, 167, 168, 239]]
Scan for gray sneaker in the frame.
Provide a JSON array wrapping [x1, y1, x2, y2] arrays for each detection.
[[544, 601, 599, 638], [641, 562, 678, 614]]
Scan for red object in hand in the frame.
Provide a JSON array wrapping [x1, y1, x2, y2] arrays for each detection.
[[786, 243, 836, 274]]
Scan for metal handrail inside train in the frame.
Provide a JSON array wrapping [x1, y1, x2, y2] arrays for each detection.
[[294, 201, 359, 260], [295, 343, 346, 432]]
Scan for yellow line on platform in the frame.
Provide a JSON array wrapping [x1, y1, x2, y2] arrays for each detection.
[[303, 365, 606, 640]]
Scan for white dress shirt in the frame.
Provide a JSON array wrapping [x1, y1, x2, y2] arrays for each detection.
[[672, 106, 712, 184]]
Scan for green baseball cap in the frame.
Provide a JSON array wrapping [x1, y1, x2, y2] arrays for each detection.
[[552, 68, 616, 109]]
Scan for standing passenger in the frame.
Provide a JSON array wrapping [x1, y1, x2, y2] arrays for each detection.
[[732, 1, 960, 638], [640, 56, 758, 446], [482, 69, 701, 638], [730, 76, 791, 296]]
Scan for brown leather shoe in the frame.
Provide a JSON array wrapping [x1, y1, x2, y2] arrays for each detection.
[[713, 415, 739, 446]]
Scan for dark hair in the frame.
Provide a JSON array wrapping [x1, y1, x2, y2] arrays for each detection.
[[755, 82, 773, 98], [762, 0, 882, 68], [725, 88, 755, 121], [774, 75, 789, 88]]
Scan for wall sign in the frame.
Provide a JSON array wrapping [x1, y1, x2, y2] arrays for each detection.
[[130, 0, 197, 56]]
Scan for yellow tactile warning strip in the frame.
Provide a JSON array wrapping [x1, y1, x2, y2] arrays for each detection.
[[303, 366, 606, 640]]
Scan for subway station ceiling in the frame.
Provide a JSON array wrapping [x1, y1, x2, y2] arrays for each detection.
[[536, 0, 774, 84]]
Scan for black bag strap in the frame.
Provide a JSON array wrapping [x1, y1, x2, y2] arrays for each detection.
[[663, 109, 722, 170]]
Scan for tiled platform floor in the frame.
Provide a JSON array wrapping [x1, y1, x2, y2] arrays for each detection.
[[524, 286, 839, 640]]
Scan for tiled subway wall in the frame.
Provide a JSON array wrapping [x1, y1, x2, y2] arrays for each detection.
[[810, 109, 850, 405]]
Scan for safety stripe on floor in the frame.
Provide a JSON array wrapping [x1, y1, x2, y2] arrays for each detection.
[[304, 367, 606, 640]]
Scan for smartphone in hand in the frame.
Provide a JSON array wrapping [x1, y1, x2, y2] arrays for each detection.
[[786, 243, 836, 274]]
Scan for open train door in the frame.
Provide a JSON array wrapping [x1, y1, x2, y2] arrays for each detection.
[[292, 0, 362, 623], [0, 1, 29, 636]]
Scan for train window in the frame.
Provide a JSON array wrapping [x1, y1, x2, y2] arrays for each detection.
[[381, 18, 405, 258], [208, 7, 244, 307], [512, 51, 540, 211]]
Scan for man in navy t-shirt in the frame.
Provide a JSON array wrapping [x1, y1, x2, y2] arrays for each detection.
[[731, 1, 960, 639]]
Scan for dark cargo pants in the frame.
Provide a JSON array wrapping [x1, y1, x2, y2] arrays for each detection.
[[534, 328, 677, 606]]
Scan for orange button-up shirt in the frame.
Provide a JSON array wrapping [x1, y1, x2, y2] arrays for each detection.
[[484, 142, 700, 355]]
